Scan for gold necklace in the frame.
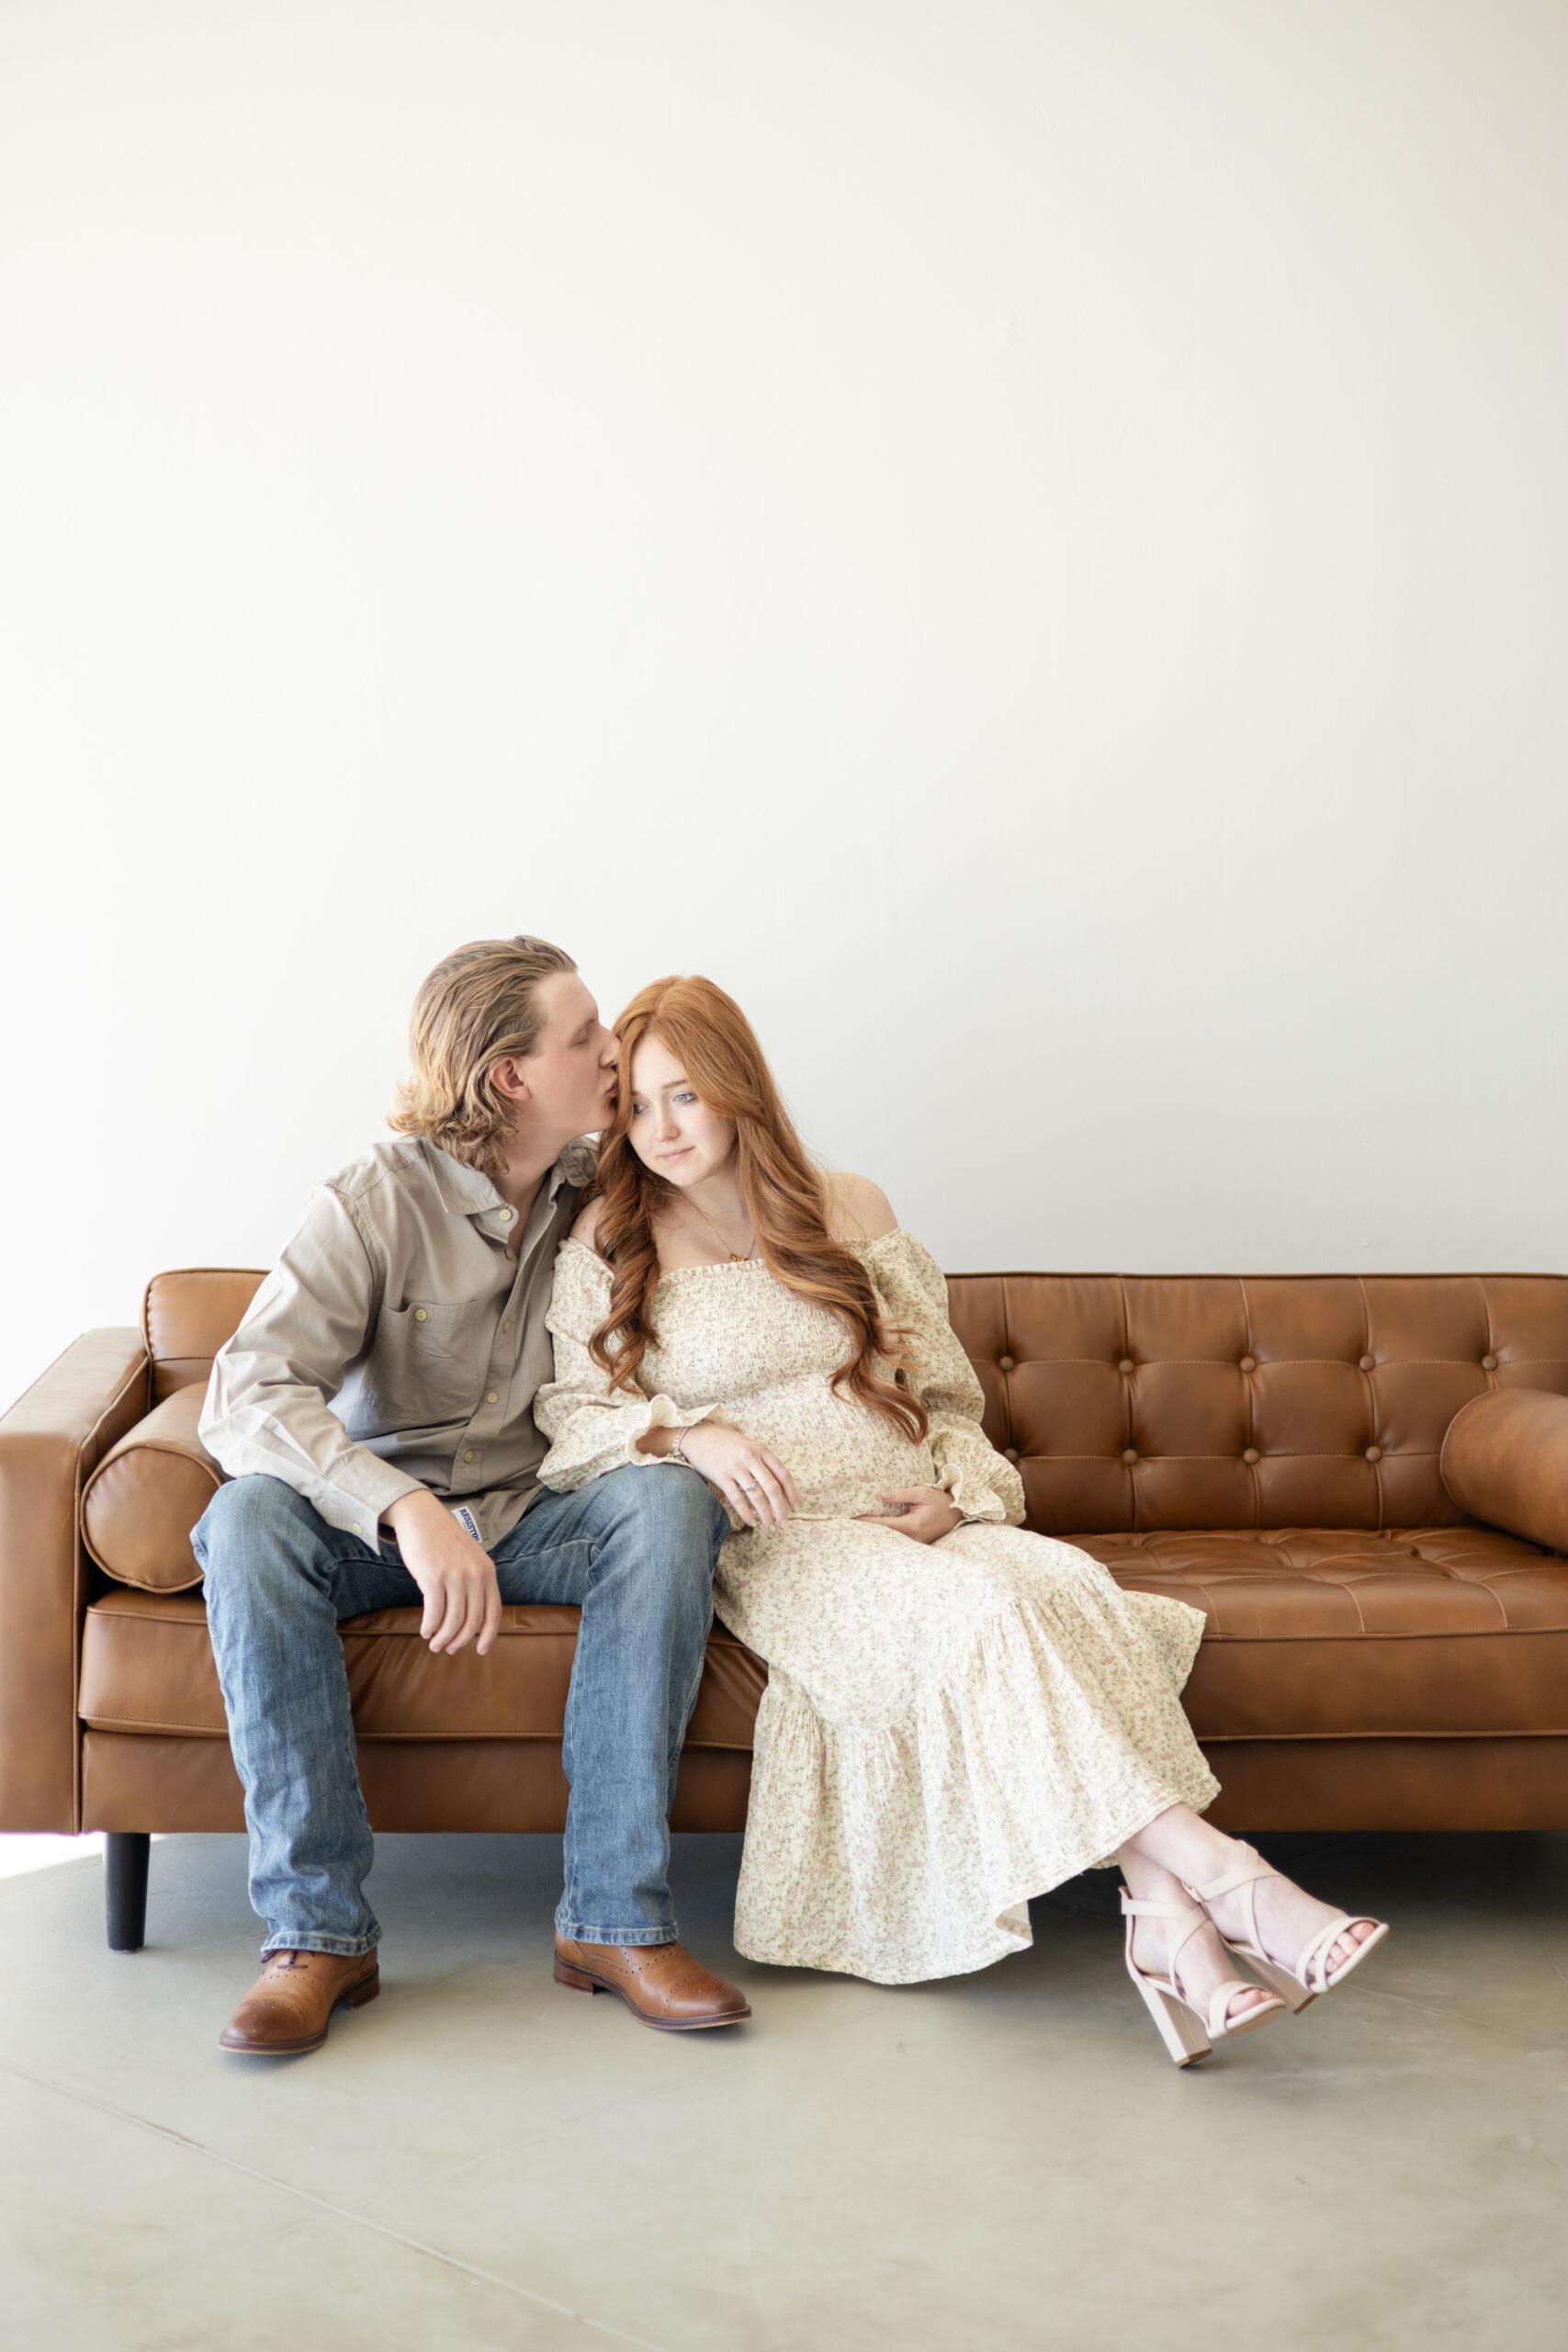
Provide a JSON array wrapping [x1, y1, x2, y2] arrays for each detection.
[[685, 1192, 757, 1263]]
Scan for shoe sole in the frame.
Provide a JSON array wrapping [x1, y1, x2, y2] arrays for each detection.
[[553, 1956, 750, 2030], [220, 1966, 381, 2056]]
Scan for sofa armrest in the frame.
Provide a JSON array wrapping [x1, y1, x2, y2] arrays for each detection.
[[1441, 1386, 1568, 1555], [0, 1329, 149, 1827]]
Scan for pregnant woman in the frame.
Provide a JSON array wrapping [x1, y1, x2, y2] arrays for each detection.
[[535, 977, 1387, 2064]]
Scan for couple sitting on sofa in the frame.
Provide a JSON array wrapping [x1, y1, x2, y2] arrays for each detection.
[[194, 935, 1387, 2065]]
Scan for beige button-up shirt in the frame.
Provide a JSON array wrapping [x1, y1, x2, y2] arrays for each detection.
[[199, 1133, 597, 1548]]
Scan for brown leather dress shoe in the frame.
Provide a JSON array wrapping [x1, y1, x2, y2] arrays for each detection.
[[554, 1936, 751, 2030], [220, 1949, 380, 2056]]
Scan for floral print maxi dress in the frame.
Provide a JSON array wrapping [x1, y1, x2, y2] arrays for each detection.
[[535, 1230, 1218, 1986]]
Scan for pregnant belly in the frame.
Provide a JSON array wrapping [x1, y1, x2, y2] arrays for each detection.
[[721, 1389, 938, 1520]]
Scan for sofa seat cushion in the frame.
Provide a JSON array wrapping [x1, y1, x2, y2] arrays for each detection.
[[81, 1524, 1568, 1754], [79, 1591, 767, 1747], [1077, 1525, 1568, 1738]]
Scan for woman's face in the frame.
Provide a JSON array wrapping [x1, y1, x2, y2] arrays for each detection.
[[625, 1035, 738, 1190]]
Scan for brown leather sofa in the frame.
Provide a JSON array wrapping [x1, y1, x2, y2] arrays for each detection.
[[5, 1265, 1568, 1952]]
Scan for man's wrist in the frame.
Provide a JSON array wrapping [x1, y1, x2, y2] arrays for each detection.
[[383, 1488, 445, 1535]]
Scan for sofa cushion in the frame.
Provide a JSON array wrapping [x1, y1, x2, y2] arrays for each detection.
[[81, 1385, 216, 1591], [1074, 1526, 1568, 1737], [80, 1524, 1568, 1750], [945, 1272, 1568, 1535], [1441, 1385, 1568, 1556], [78, 1590, 769, 1748]]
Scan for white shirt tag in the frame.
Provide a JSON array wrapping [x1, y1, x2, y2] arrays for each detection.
[[449, 1503, 482, 1542]]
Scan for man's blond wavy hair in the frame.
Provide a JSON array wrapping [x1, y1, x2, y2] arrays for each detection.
[[388, 936, 577, 1176]]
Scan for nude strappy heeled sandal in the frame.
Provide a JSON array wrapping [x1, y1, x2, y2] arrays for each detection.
[[1184, 1844, 1390, 2012], [1120, 1889, 1288, 2066]]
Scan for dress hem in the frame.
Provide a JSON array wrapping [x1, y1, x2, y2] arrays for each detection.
[[730, 1574, 1219, 1985]]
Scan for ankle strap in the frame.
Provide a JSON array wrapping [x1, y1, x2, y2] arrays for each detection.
[[1120, 1893, 1204, 1921], [1188, 1843, 1279, 1903]]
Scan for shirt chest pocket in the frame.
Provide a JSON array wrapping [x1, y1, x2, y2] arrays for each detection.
[[369, 1300, 490, 1429]]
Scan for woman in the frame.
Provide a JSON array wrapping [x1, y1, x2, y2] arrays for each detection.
[[535, 977, 1387, 2064]]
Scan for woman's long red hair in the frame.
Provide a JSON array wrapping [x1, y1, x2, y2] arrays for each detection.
[[587, 976, 926, 1442]]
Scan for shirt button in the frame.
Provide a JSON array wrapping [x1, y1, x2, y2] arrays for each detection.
[[352, 1522, 364, 1536], [463, 1449, 476, 1464], [486, 1391, 499, 1405], [502, 1318, 512, 1332], [500, 1208, 513, 1223], [414, 1308, 428, 1322]]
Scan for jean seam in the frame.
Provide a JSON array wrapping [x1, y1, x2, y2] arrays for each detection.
[[669, 1629, 711, 1776]]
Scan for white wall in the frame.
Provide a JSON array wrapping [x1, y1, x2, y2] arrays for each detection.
[[4, 0, 1567, 1413]]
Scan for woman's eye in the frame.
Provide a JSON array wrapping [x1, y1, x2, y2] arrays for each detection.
[[675, 1091, 696, 1105]]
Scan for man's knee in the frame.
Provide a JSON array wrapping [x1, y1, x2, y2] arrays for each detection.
[[593, 1463, 728, 1564], [194, 1475, 323, 1582]]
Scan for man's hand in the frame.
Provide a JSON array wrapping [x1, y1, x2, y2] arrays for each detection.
[[855, 1486, 964, 1544], [383, 1490, 502, 1657]]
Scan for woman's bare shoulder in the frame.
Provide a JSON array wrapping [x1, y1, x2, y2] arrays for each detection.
[[821, 1170, 897, 1241], [569, 1197, 608, 1254]]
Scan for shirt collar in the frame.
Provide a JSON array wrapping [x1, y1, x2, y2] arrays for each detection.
[[424, 1135, 597, 1218]]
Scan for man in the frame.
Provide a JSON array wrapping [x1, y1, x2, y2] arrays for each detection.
[[194, 935, 750, 2054]]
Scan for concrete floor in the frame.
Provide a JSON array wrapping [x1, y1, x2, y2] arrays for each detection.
[[0, 1829, 1563, 2351]]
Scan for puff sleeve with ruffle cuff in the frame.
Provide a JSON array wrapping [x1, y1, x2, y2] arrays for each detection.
[[861, 1227, 1027, 1530], [930, 1420, 1025, 1526], [534, 1240, 721, 1493]]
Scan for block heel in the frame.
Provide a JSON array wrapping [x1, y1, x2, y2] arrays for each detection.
[[1126, 1951, 1213, 2065], [554, 1957, 599, 1993], [1121, 1889, 1286, 2067], [342, 1968, 380, 2010]]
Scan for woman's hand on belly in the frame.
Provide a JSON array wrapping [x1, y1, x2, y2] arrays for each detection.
[[675, 1420, 800, 1529], [854, 1486, 964, 1544]]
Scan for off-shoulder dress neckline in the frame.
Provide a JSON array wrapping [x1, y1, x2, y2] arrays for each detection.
[[558, 1229, 910, 1283]]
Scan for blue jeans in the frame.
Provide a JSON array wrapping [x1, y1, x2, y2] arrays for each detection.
[[192, 1467, 728, 1958]]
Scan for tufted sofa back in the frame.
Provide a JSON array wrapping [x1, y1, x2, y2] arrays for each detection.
[[144, 1266, 1568, 1541], [944, 1274, 1568, 1536]]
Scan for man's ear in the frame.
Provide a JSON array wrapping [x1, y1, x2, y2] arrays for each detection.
[[489, 1054, 532, 1107]]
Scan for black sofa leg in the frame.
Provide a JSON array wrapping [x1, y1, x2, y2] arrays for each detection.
[[106, 1832, 151, 1952]]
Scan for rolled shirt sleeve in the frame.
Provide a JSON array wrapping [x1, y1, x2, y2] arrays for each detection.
[[199, 1187, 425, 1538]]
